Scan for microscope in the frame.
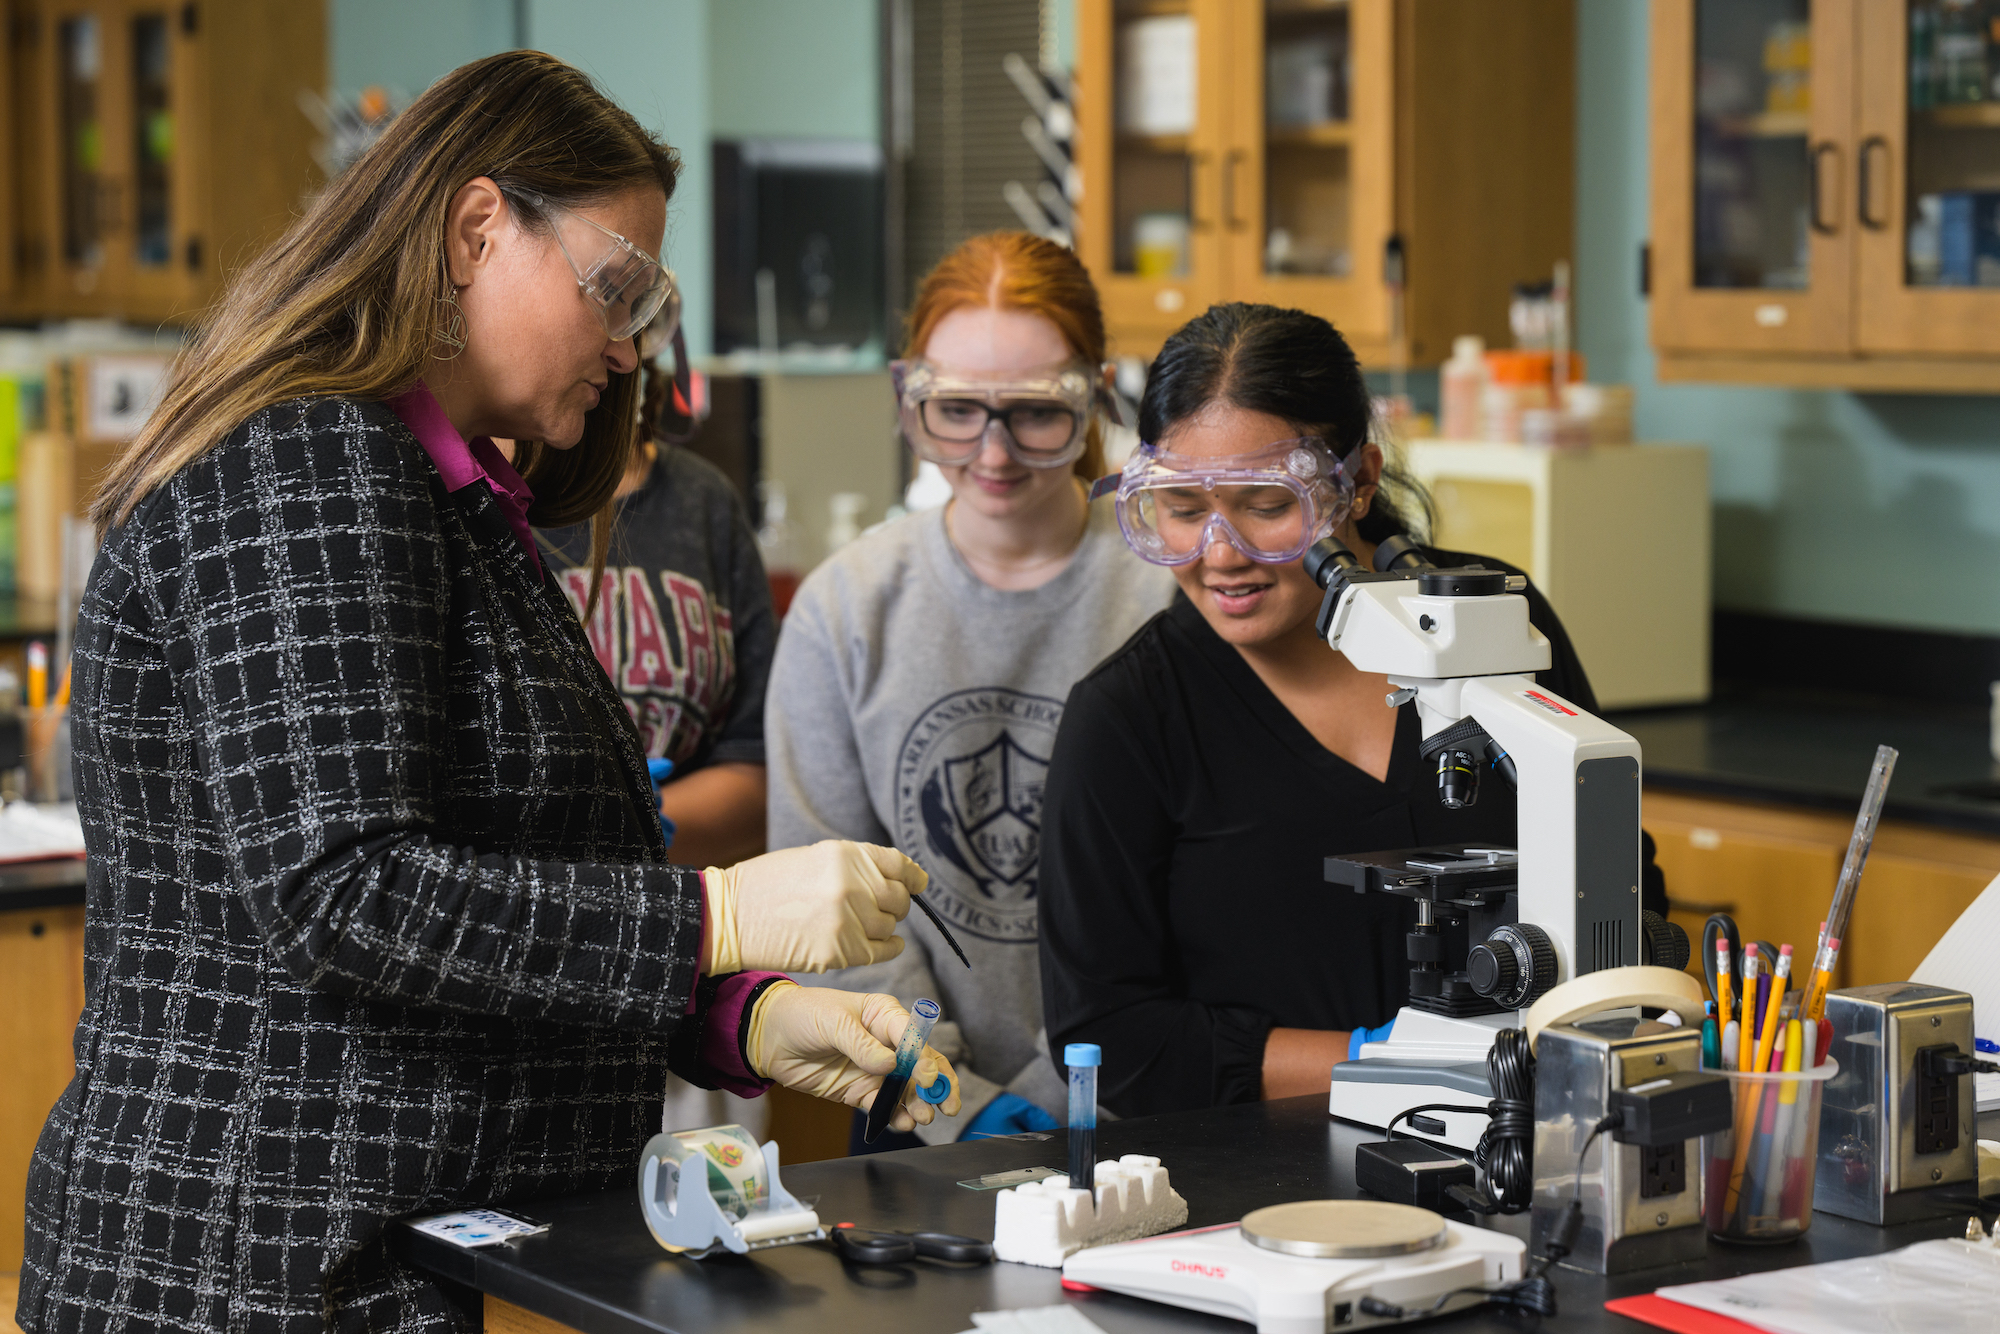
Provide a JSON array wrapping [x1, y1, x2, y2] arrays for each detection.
[[1311, 537, 1689, 1148]]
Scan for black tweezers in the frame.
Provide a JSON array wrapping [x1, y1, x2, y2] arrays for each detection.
[[910, 892, 971, 969]]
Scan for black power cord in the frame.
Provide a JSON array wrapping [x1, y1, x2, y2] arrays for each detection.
[[1365, 1030, 1586, 1321]]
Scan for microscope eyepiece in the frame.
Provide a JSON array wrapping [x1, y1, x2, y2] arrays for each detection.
[[1303, 537, 1362, 591]]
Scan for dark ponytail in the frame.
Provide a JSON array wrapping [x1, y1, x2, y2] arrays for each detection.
[[1137, 302, 1430, 543]]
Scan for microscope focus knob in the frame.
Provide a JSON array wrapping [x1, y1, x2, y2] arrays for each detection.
[[1467, 924, 1558, 1009], [1640, 910, 1692, 972]]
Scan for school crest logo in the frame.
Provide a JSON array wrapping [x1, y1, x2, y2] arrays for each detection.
[[895, 687, 1064, 943]]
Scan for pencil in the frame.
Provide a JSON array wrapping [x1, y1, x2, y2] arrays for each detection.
[[1728, 944, 1792, 1218], [1736, 944, 1760, 1075], [53, 660, 70, 710], [1801, 934, 1839, 1046], [26, 641, 46, 711], [1715, 936, 1734, 1027], [1753, 946, 1792, 1078]]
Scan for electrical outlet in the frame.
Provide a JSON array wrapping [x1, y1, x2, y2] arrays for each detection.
[[1638, 1141, 1686, 1199], [1915, 1044, 1962, 1156]]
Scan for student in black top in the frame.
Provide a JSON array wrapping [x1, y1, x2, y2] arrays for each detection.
[[1037, 303, 1665, 1117]]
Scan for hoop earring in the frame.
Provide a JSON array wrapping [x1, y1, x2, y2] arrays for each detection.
[[435, 287, 468, 359]]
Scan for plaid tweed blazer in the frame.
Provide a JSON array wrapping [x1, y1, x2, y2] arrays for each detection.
[[20, 397, 716, 1334]]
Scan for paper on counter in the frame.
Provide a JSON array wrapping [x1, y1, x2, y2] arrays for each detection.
[[1914, 871, 2000, 1107], [1654, 1238, 2000, 1334], [959, 1308, 1107, 1334], [0, 801, 86, 862]]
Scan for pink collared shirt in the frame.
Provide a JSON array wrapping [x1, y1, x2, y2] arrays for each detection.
[[388, 382, 541, 573]]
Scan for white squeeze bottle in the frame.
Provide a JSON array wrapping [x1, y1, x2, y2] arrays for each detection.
[[1440, 335, 1486, 440]]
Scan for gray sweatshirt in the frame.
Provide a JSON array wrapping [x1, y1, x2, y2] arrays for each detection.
[[767, 501, 1177, 1140]]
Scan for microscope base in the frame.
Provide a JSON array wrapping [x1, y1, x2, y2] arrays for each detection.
[[1327, 1061, 1494, 1150], [1327, 1008, 1512, 1150]]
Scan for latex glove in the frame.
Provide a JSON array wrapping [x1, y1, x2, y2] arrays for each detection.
[[703, 841, 923, 974], [744, 982, 963, 1133], [646, 758, 677, 849], [959, 1091, 1059, 1141], [1347, 1017, 1398, 1062]]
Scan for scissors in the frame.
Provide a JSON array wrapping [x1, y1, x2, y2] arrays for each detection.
[[828, 1223, 993, 1265]]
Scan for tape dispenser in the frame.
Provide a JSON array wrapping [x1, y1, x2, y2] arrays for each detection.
[[637, 1123, 826, 1258]]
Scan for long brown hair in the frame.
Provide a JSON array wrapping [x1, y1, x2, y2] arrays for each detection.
[[93, 50, 681, 591], [903, 232, 1109, 482]]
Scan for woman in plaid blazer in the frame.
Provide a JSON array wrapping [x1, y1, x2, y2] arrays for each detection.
[[17, 52, 960, 1334]]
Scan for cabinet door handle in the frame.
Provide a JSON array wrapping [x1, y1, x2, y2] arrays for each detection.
[[1857, 135, 1891, 232], [1808, 141, 1840, 236], [1222, 150, 1246, 230]]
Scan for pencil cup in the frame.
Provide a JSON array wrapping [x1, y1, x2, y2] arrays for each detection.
[[1701, 1059, 1837, 1244]]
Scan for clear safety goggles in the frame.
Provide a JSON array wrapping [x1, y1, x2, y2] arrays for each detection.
[[1088, 438, 1355, 566], [890, 358, 1120, 470], [515, 190, 680, 343]]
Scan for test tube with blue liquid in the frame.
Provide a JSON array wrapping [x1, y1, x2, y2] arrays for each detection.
[[1066, 1043, 1100, 1192], [861, 998, 949, 1143]]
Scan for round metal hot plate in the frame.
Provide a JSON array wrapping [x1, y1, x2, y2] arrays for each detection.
[[1239, 1201, 1449, 1260]]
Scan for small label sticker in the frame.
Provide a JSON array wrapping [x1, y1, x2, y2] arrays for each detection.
[[409, 1208, 550, 1248], [1520, 689, 1578, 717]]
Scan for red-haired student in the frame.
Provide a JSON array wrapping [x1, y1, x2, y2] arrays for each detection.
[[768, 232, 1175, 1149]]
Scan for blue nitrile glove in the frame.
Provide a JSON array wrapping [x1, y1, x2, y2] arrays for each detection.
[[1348, 1018, 1397, 1061], [646, 758, 677, 849], [960, 1091, 1060, 1141]]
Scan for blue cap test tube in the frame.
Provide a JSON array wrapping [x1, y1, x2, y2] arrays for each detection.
[[1065, 1043, 1100, 1192], [862, 998, 947, 1143]]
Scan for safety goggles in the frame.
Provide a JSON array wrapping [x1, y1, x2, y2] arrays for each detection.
[[1088, 438, 1354, 566], [515, 190, 680, 343], [890, 359, 1119, 470]]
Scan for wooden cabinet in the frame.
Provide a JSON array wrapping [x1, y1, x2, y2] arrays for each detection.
[[3, 0, 323, 326], [1645, 789, 2000, 989], [1650, 0, 2000, 391], [0, 903, 84, 1273], [1075, 0, 1574, 364]]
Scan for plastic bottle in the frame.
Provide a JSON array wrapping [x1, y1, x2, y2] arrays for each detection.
[[755, 480, 801, 618], [826, 492, 868, 556], [1439, 336, 1486, 440]]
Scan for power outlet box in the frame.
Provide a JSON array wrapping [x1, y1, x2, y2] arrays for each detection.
[[1916, 1044, 1963, 1157], [1637, 1141, 1686, 1199]]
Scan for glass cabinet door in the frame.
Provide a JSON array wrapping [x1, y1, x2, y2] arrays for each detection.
[[57, 12, 107, 287], [1650, 0, 1855, 355], [1852, 1, 2000, 354], [130, 11, 172, 271], [1078, 0, 1223, 345], [1224, 0, 1392, 354], [1109, 1, 1196, 280], [1692, 0, 1814, 292], [1260, 0, 1352, 280]]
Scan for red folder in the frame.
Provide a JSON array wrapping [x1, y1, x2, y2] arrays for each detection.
[[1603, 1293, 1774, 1334]]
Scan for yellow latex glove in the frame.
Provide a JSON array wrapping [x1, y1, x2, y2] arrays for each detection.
[[744, 982, 963, 1133], [703, 841, 924, 974]]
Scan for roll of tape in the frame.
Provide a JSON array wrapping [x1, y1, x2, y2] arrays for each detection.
[[1524, 965, 1706, 1053], [666, 1123, 765, 1220]]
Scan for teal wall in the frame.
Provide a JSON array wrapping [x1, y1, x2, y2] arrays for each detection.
[[526, 0, 713, 358], [332, 0, 726, 359], [329, 0, 517, 97], [709, 0, 877, 140], [330, 0, 886, 359], [1577, 4, 2000, 635]]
